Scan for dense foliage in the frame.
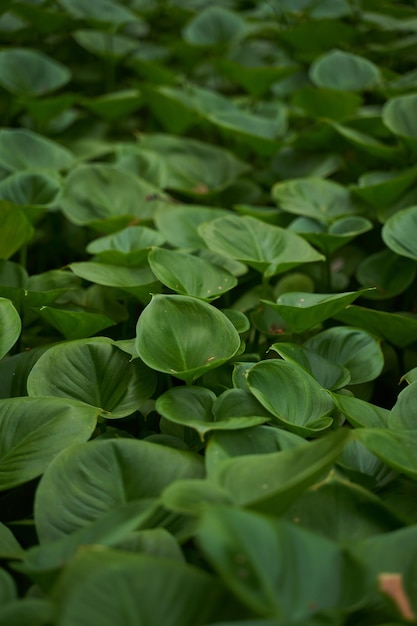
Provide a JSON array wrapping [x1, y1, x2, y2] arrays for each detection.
[[1, 0, 417, 624]]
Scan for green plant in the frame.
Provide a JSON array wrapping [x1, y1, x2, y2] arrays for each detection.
[[1, 0, 417, 624]]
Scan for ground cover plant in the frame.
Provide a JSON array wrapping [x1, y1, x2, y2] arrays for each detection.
[[1, 0, 417, 623]]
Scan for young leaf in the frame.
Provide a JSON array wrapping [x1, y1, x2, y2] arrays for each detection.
[[136, 294, 241, 383], [263, 289, 370, 333], [246, 360, 335, 436], [148, 247, 237, 300]]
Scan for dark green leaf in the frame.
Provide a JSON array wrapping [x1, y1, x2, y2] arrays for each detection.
[[27, 338, 156, 417], [0, 397, 98, 491]]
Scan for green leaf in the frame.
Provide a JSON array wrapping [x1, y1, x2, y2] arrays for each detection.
[[0, 171, 61, 208], [161, 479, 232, 516], [34, 439, 204, 541], [304, 327, 384, 385], [217, 59, 297, 97], [148, 248, 237, 300], [351, 166, 417, 208], [87, 225, 165, 266], [0, 48, 70, 96], [197, 506, 366, 620], [284, 473, 401, 542], [199, 215, 323, 277], [60, 164, 167, 230], [33, 305, 116, 339], [388, 383, 417, 430], [0, 397, 98, 491], [383, 93, 417, 138], [0, 567, 16, 603], [263, 290, 370, 333], [214, 429, 350, 514], [354, 526, 417, 619], [272, 177, 357, 224], [334, 305, 417, 348], [156, 386, 269, 440], [329, 121, 403, 162], [20, 501, 170, 576], [136, 294, 241, 383], [0, 129, 74, 173], [154, 204, 228, 250], [83, 90, 142, 120], [355, 429, 417, 480], [270, 343, 351, 390], [292, 87, 362, 121], [310, 49, 380, 91], [118, 133, 249, 194], [330, 392, 390, 428], [52, 550, 230, 626], [183, 6, 247, 46], [57, 0, 139, 27], [208, 108, 286, 155], [337, 439, 396, 491], [0, 521, 23, 559], [69, 262, 159, 301], [206, 427, 307, 479], [382, 205, 417, 260], [0, 297, 20, 359], [26, 338, 156, 417], [0, 202, 34, 260], [291, 216, 373, 256], [246, 360, 335, 436], [356, 249, 416, 299], [0, 599, 53, 626]]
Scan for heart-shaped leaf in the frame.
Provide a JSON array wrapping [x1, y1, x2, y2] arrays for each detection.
[[246, 360, 335, 436], [263, 289, 370, 333], [0, 48, 70, 96], [272, 177, 357, 224], [136, 294, 241, 383], [148, 247, 237, 300], [27, 338, 156, 417], [310, 49, 380, 91], [0, 129, 74, 173], [34, 438, 204, 541], [382, 205, 417, 261], [199, 215, 323, 277], [156, 386, 269, 440], [270, 343, 351, 390], [383, 93, 417, 138], [304, 326, 384, 384]]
